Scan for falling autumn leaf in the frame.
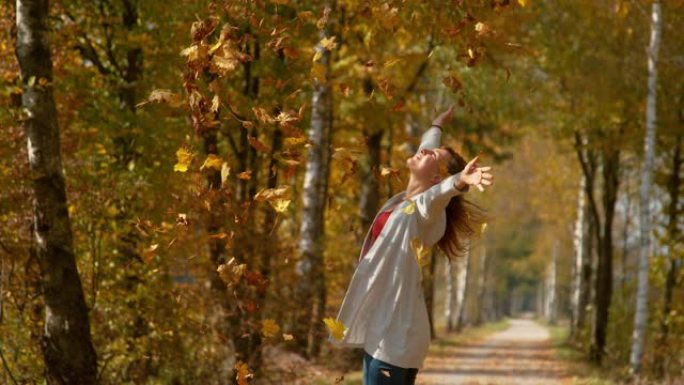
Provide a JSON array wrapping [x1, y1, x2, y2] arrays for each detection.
[[518, 0, 528, 7], [269, 199, 291, 213], [254, 186, 290, 202], [217, 257, 246, 286], [248, 136, 269, 153], [200, 154, 223, 171], [282, 333, 294, 341], [320, 36, 337, 50], [235, 360, 252, 385], [323, 317, 347, 341], [174, 148, 193, 172], [238, 171, 252, 180], [261, 319, 281, 338], [411, 238, 430, 268], [143, 244, 159, 264]]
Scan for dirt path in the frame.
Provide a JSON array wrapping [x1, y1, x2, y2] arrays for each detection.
[[416, 319, 571, 385]]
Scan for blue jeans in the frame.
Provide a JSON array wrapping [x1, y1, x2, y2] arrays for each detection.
[[363, 351, 418, 385]]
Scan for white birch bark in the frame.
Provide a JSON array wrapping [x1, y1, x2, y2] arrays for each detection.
[[455, 244, 471, 330], [629, 0, 662, 373], [545, 241, 558, 324]]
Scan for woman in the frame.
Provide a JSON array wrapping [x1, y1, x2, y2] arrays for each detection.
[[328, 105, 493, 385]]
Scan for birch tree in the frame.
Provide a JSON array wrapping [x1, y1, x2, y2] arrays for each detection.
[[629, 0, 662, 373], [15, 0, 97, 383], [294, 1, 335, 359]]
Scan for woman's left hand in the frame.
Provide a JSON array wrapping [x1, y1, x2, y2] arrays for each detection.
[[458, 154, 493, 192]]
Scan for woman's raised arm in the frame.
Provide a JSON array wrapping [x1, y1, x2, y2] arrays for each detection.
[[417, 105, 455, 153]]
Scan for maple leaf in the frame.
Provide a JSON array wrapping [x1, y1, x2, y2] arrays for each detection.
[[248, 136, 269, 152], [174, 148, 193, 172], [261, 319, 281, 338], [142, 244, 159, 264], [200, 154, 223, 171], [136, 89, 184, 108], [235, 360, 253, 385], [403, 200, 416, 215], [217, 257, 246, 286], [254, 186, 290, 202], [320, 36, 337, 50], [443, 75, 462, 93], [324, 317, 347, 341], [269, 199, 291, 213], [411, 238, 430, 268]]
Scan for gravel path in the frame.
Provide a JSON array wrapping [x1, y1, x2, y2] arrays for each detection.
[[416, 319, 570, 385]]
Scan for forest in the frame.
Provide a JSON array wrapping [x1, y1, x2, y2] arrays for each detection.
[[1, 0, 682, 384]]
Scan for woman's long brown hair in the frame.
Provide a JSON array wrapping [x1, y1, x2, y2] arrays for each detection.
[[437, 146, 487, 261]]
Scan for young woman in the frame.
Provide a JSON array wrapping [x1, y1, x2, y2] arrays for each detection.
[[328, 105, 492, 385]]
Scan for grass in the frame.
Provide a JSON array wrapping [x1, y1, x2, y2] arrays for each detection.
[[541, 320, 616, 385]]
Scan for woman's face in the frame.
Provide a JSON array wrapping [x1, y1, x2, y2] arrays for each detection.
[[406, 147, 452, 183]]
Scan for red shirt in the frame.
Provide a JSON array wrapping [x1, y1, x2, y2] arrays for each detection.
[[369, 209, 394, 247]]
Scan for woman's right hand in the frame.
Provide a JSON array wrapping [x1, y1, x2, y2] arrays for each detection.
[[458, 154, 493, 192]]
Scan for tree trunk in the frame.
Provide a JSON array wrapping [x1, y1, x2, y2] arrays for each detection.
[[629, 0, 662, 373], [591, 147, 620, 363], [445, 258, 455, 332], [655, 134, 682, 376], [571, 174, 593, 338], [475, 243, 488, 325], [545, 241, 558, 325], [455, 243, 471, 331], [15, 0, 98, 383], [359, 76, 382, 232], [294, 2, 335, 358]]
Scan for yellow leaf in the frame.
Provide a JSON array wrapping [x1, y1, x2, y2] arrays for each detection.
[[312, 50, 322, 63], [143, 244, 159, 264], [410, 238, 430, 268], [320, 36, 337, 50], [481, 222, 488, 234], [323, 317, 347, 341], [200, 154, 223, 171], [269, 199, 291, 213], [221, 162, 231, 185], [380, 166, 399, 178], [261, 319, 281, 338], [284, 136, 307, 147], [518, 0, 528, 7], [238, 171, 252, 180], [235, 360, 252, 385], [174, 148, 193, 172], [282, 333, 294, 341], [217, 257, 246, 285], [254, 186, 290, 202], [383, 58, 401, 68], [403, 200, 416, 215]]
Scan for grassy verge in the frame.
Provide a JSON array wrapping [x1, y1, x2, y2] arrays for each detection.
[[541, 320, 615, 385]]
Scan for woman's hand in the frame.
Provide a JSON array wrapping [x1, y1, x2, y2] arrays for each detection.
[[432, 104, 456, 128], [457, 154, 493, 192]]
